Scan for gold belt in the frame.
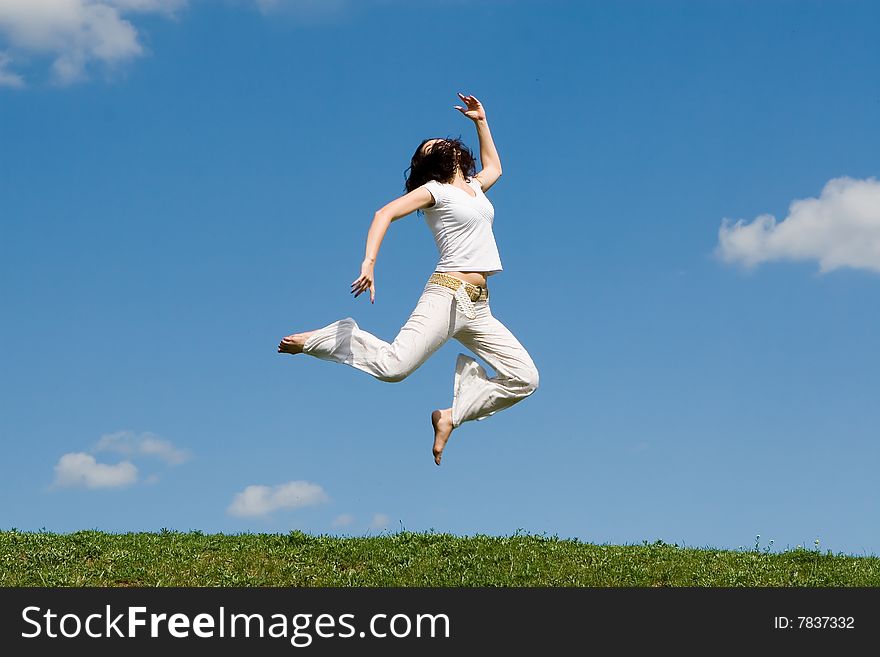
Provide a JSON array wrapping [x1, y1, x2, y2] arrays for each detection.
[[428, 272, 489, 302]]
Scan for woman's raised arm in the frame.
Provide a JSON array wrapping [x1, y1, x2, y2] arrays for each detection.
[[454, 93, 502, 192]]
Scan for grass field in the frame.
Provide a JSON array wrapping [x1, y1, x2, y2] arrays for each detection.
[[2, 530, 878, 587]]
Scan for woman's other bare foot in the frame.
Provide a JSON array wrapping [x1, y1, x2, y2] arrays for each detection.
[[431, 408, 454, 465], [277, 331, 317, 355]]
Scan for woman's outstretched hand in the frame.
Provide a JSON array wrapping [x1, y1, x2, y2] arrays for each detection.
[[454, 92, 486, 122], [351, 260, 376, 303]]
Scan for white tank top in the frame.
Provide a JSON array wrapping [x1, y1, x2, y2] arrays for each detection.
[[421, 177, 503, 276]]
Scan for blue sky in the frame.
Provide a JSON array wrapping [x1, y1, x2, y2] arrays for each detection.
[[2, 0, 879, 557]]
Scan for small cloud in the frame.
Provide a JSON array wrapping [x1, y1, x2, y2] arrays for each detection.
[[0, 52, 24, 88], [49, 429, 188, 491], [109, 0, 187, 14], [227, 480, 329, 518], [253, 0, 348, 20], [94, 430, 191, 466], [331, 513, 354, 528], [370, 513, 390, 530], [53, 452, 138, 489], [139, 436, 190, 465], [716, 176, 880, 274]]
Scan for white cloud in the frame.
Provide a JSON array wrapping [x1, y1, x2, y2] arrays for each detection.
[[53, 452, 138, 489], [50, 429, 186, 491], [331, 513, 354, 528], [94, 430, 191, 465], [716, 177, 880, 274], [369, 513, 390, 530], [0, 0, 185, 85], [227, 480, 329, 518], [0, 51, 24, 87]]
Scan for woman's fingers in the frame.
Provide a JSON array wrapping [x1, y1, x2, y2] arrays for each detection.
[[351, 278, 373, 298]]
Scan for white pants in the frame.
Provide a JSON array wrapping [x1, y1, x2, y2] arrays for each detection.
[[301, 280, 540, 427]]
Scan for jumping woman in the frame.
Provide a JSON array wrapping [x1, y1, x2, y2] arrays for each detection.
[[278, 92, 540, 465]]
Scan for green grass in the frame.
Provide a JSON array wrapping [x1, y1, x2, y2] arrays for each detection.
[[2, 530, 878, 587]]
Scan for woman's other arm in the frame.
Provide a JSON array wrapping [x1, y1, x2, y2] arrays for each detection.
[[351, 186, 434, 303], [454, 92, 502, 192]]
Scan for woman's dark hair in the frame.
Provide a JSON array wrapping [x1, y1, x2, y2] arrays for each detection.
[[404, 136, 477, 194]]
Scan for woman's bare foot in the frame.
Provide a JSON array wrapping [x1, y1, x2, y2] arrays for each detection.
[[431, 408, 455, 465], [277, 331, 317, 355]]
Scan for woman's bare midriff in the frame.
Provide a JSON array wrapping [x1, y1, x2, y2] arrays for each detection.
[[440, 271, 489, 288]]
